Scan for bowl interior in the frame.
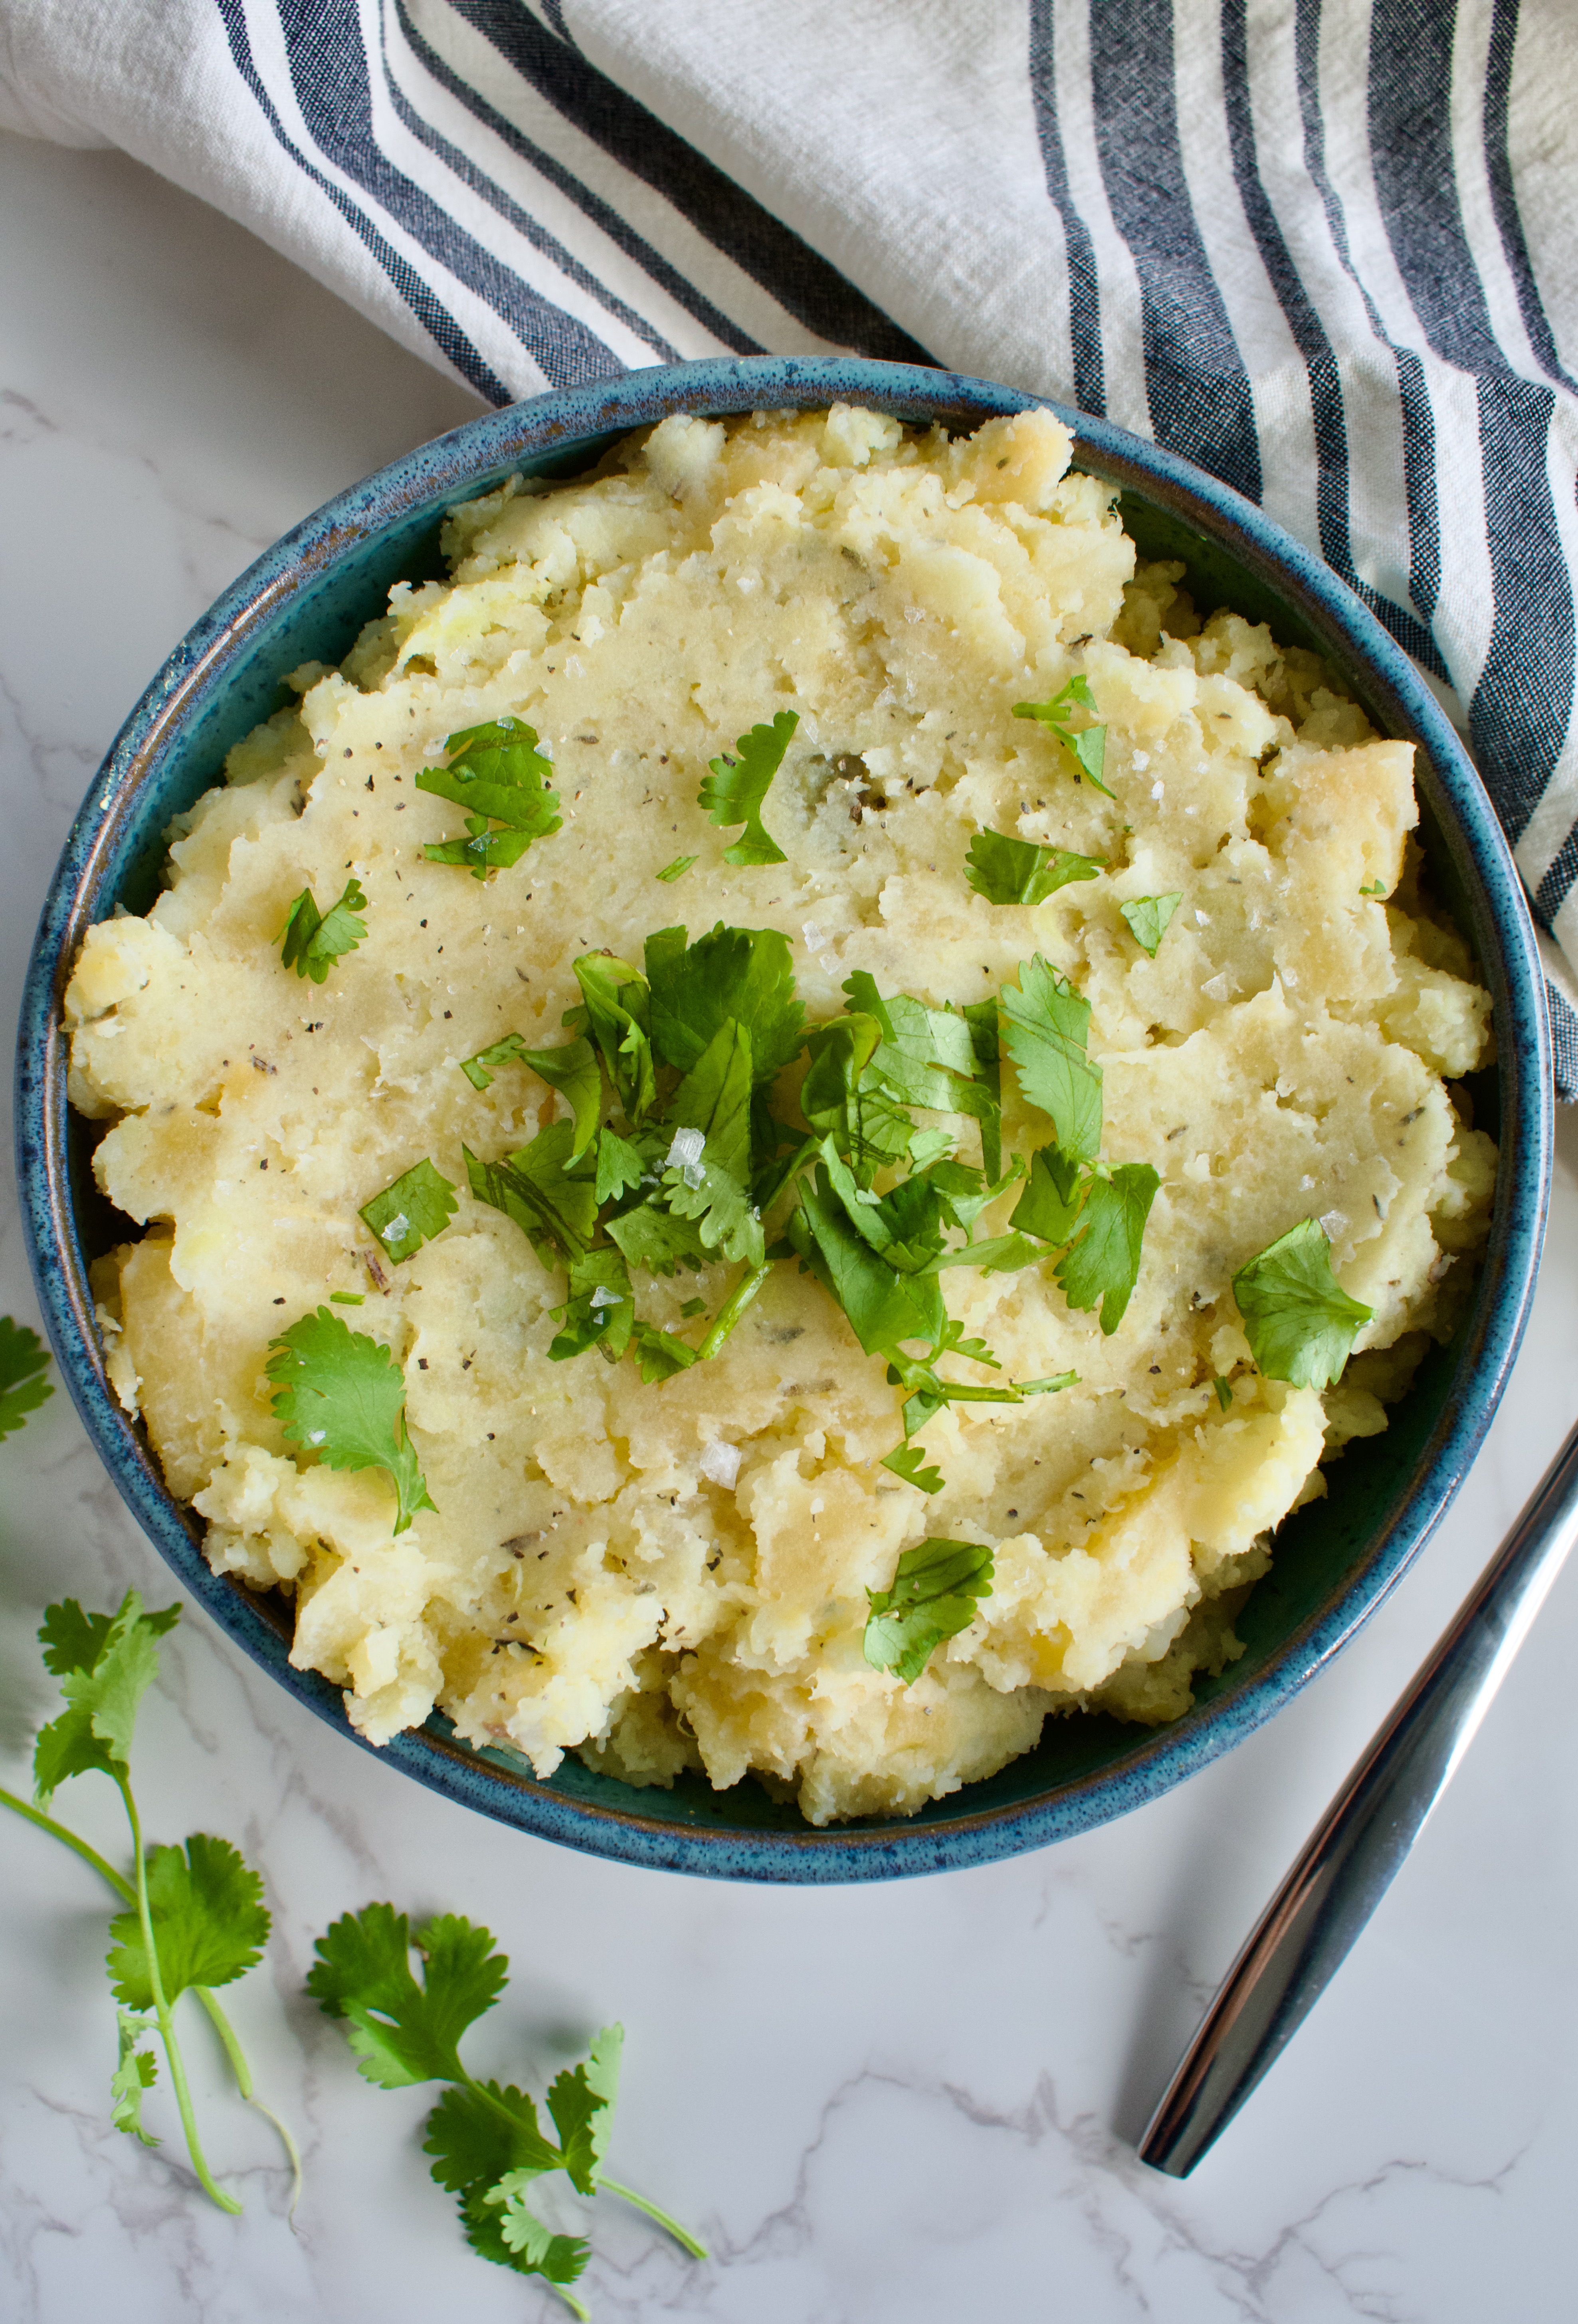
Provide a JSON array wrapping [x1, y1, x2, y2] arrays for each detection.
[[28, 361, 1550, 1878]]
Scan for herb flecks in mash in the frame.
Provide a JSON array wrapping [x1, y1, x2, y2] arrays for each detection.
[[279, 876, 368, 983], [863, 1538, 996, 1686], [309, 1904, 704, 2315], [1012, 675, 1114, 797], [698, 710, 796, 866], [419, 718, 562, 880], [267, 1308, 435, 1533], [1232, 1218, 1374, 1391]]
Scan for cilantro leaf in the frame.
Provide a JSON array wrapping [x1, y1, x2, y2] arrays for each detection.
[[33, 1590, 180, 1802], [459, 1031, 527, 1090], [881, 1443, 944, 1493], [279, 876, 368, 982], [1232, 1217, 1374, 1390], [698, 710, 796, 865], [1000, 955, 1104, 1163], [38, 1597, 117, 1678], [961, 997, 1002, 1180], [656, 854, 697, 882], [594, 1126, 647, 1204], [547, 2024, 622, 2195], [418, 719, 561, 878], [465, 1122, 598, 1265], [646, 923, 805, 1085], [423, 2079, 560, 2192], [1120, 892, 1183, 956], [841, 968, 896, 1044], [0, 1317, 51, 1441], [467, 2180, 590, 2295], [1010, 1142, 1087, 1247], [965, 829, 1105, 906], [658, 1021, 764, 1267], [1012, 676, 1115, 796], [106, 1835, 269, 2008], [788, 1169, 946, 1357], [307, 1906, 509, 2089], [630, 1320, 701, 1383], [549, 1250, 634, 1364], [864, 1538, 995, 1685], [360, 1158, 458, 1266], [1054, 1162, 1160, 1334], [569, 954, 655, 1124], [111, 2009, 160, 2147], [267, 1309, 435, 1534], [606, 1200, 709, 1278]]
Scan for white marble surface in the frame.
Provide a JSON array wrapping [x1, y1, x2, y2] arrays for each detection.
[[4, 126, 1578, 2324]]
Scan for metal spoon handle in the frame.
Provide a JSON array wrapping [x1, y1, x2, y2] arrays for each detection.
[[1138, 1417, 1578, 2179]]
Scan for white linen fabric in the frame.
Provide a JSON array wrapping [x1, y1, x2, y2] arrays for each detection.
[[4, 0, 1576, 1090]]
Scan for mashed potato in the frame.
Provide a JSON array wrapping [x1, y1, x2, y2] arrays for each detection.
[[65, 405, 1497, 1824]]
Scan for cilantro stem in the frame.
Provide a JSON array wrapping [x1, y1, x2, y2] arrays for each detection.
[[117, 1775, 243, 2215], [596, 2175, 710, 2260], [698, 1262, 772, 1360], [0, 1784, 301, 2208]]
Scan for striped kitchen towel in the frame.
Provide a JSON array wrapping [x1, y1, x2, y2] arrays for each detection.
[[3, 0, 1575, 1090]]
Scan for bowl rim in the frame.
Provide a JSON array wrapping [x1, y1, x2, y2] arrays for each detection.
[[15, 353, 1554, 1882]]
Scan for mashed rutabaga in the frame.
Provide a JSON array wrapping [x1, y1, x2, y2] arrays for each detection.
[[66, 405, 1497, 1825]]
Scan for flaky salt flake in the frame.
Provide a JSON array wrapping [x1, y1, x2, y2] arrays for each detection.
[[698, 1440, 741, 1489]]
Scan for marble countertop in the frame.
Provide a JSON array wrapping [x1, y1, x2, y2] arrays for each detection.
[[4, 128, 1577, 2324]]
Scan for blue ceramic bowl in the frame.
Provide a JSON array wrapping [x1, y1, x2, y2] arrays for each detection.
[[16, 358, 1553, 1882]]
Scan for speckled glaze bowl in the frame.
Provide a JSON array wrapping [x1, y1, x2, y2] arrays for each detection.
[[16, 357, 1553, 1881]]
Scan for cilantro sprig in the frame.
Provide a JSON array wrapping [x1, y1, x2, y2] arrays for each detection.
[[1, 1570, 299, 2214], [309, 1904, 705, 2317], [698, 710, 796, 865], [419, 718, 562, 878], [1232, 1218, 1374, 1390], [279, 875, 368, 982], [267, 1307, 436, 1533], [1012, 674, 1114, 797], [864, 1538, 995, 1685]]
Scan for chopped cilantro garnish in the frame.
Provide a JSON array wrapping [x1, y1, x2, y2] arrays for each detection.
[[594, 1125, 646, 1204], [1055, 1163, 1160, 1335], [418, 718, 561, 879], [1000, 954, 1104, 1163], [881, 1443, 944, 1494], [864, 1538, 995, 1685], [309, 1905, 703, 2316], [1010, 1141, 1086, 1246], [549, 1250, 634, 1364], [267, 1307, 435, 1534], [656, 854, 697, 882], [360, 1158, 458, 1265], [698, 710, 796, 865], [1120, 892, 1183, 956], [568, 953, 655, 1124], [646, 923, 805, 1083], [630, 1321, 701, 1382], [1214, 1375, 1234, 1410], [4, 1580, 298, 2215], [1358, 877, 1387, 897], [659, 1020, 764, 1267], [459, 1032, 527, 1090], [1232, 1218, 1374, 1390], [330, 1291, 365, 1304], [965, 829, 1105, 907], [279, 876, 368, 983], [465, 1122, 598, 1265], [1012, 675, 1114, 797], [0, 1316, 51, 1440]]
